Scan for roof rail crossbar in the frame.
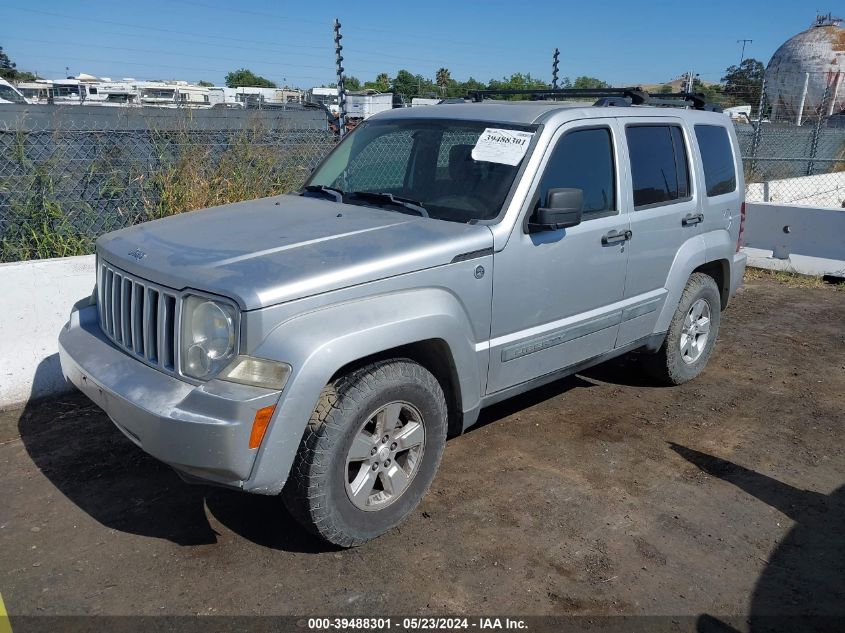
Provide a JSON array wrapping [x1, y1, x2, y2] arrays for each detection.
[[465, 87, 721, 112], [467, 87, 649, 104]]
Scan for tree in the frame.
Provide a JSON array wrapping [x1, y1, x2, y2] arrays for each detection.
[[0, 46, 18, 80], [197, 80, 214, 87], [487, 73, 548, 100], [343, 76, 361, 92], [722, 58, 764, 105], [224, 68, 277, 88], [391, 69, 419, 98], [658, 84, 674, 94], [692, 77, 723, 104], [570, 75, 610, 89], [458, 76, 486, 97], [435, 67, 451, 94]]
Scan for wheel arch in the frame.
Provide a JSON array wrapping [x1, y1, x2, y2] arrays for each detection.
[[693, 258, 730, 309], [244, 288, 484, 494], [328, 339, 465, 437]]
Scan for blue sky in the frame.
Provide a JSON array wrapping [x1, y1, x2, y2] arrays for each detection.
[[2, 0, 826, 88]]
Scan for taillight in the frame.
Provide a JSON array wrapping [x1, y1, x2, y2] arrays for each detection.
[[736, 202, 746, 252]]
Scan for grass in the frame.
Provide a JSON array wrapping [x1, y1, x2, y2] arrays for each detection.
[[0, 116, 333, 263], [744, 267, 844, 290]]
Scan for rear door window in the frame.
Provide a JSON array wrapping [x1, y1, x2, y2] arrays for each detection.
[[626, 125, 691, 209], [694, 125, 737, 197]]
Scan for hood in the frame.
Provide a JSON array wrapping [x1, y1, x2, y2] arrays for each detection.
[[97, 194, 493, 310]]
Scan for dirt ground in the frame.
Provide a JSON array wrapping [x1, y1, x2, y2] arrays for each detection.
[[1, 276, 843, 627]]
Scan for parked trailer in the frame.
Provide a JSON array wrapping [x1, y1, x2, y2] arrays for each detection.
[[345, 92, 394, 120]]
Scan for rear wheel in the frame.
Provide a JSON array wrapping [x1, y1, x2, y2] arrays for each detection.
[[282, 359, 447, 547], [645, 272, 721, 385]]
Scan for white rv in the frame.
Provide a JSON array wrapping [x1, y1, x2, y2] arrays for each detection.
[[15, 81, 49, 103], [139, 82, 211, 108], [0, 78, 28, 104]]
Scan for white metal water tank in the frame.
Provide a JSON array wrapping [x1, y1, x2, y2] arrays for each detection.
[[765, 14, 844, 122]]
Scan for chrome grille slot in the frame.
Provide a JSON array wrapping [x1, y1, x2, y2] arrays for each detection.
[[160, 294, 177, 371], [131, 282, 144, 355], [97, 260, 180, 376], [146, 288, 159, 363]]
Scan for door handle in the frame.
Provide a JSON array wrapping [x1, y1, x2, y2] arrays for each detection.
[[601, 229, 632, 245], [682, 213, 704, 227]]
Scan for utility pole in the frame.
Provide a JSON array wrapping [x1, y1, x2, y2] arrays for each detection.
[[333, 18, 347, 137], [552, 48, 560, 90], [685, 70, 695, 94], [737, 39, 752, 65]]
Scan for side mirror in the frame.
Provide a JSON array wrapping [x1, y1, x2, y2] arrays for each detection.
[[529, 188, 583, 232]]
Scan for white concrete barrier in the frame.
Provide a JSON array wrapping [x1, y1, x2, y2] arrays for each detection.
[[1, 201, 842, 409], [745, 172, 845, 208], [742, 202, 845, 277], [0, 255, 95, 409]]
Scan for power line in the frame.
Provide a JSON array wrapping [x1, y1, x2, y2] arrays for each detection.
[[3, 37, 336, 73], [5, 7, 330, 51], [5, 6, 516, 78]]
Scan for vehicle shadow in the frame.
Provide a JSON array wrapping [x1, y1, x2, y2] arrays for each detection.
[[465, 373, 595, 434], [579, 351, 668, 388], [16, 355, 329, 553], [669, 443, 844, 633]]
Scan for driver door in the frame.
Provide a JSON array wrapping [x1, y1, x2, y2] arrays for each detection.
[[486, 120, 630, 394]]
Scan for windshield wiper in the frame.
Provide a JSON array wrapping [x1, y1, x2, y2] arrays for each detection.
[[302, 184, 344, 203], [349, 191, 429, 217]]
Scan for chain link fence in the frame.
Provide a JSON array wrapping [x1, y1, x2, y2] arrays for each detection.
[[0, 105, 337, 263], [739, 70, 845, 208], [2, 83, 844, 264]]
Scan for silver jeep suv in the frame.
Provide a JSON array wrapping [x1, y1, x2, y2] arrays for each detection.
[[59, 100, 747, 546]]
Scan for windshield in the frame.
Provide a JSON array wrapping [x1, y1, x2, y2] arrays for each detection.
[[0, 85, 25, 103], [142, 88, 175, 99], [307, 118, 537, 223]]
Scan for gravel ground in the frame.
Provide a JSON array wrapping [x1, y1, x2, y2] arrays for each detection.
[[0, 276, 842, 629]]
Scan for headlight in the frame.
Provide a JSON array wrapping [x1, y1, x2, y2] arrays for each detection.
[[180, 295, 238, 380]]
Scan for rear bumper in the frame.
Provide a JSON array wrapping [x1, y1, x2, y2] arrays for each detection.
[[730, 250, 748, 300], [58, 302, 281, 488]]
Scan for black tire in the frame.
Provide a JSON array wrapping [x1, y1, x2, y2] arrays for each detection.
[[644, 272, 721, 386], [282, 359, 448, 547]]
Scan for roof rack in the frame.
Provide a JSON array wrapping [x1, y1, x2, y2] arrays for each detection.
[[465, 87, 722, 112]]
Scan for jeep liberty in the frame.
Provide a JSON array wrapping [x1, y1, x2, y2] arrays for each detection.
[[59, 98, 747, 546]]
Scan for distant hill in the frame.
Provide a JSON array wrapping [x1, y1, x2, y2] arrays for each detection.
[[634, 79, 721, 92]]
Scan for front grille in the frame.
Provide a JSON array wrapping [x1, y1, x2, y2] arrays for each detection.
[[97, 260, 180, 373]]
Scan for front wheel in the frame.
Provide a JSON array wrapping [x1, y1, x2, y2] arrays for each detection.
[[644, 272, 722, 385], [282, 359, 447, 547]]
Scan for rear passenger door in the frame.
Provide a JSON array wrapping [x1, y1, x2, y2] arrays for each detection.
[[616, 118, 702, 347]]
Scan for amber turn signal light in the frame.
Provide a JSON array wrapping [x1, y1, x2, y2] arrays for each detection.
[[249, 405, 276, 449]]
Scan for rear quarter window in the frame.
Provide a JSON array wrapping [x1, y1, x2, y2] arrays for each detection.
[[694, 124, 737, 197]]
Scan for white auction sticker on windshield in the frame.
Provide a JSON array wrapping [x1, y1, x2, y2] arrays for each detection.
[[471, 128, 534, 166]]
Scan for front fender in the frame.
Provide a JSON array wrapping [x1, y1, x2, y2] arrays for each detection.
[[243, 288, 484, 494]]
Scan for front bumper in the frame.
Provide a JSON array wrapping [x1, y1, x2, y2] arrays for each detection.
[[58, 302, 281, 488]]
